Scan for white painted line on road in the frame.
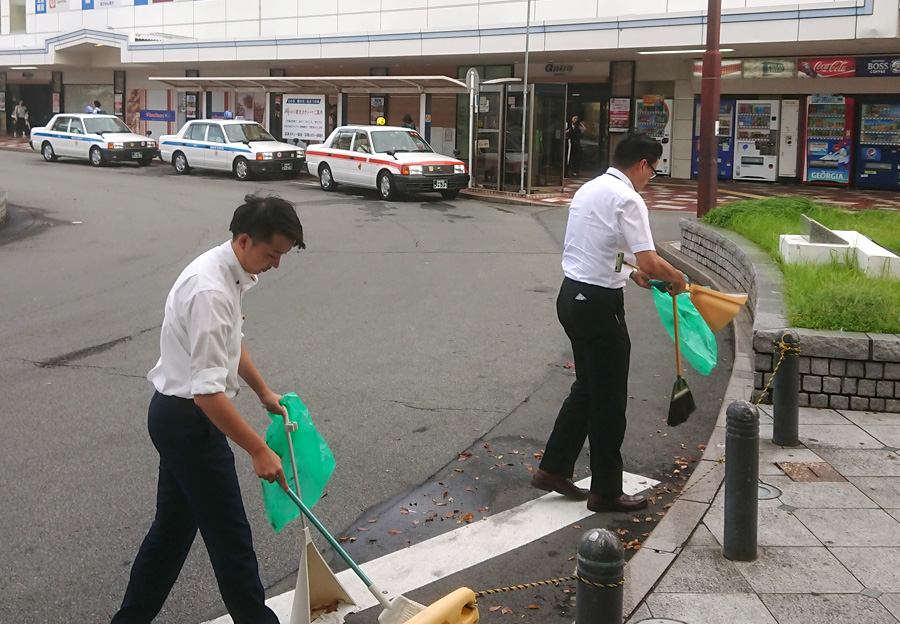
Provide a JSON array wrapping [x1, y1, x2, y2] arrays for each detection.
[[203, 472, 659, 623]]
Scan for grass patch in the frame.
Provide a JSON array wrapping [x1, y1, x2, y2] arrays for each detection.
[[702, 196, 900, 334]]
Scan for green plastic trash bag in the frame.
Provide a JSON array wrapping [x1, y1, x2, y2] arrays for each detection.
[[261, 393, 336, 533], [650, 287, 718, 376]]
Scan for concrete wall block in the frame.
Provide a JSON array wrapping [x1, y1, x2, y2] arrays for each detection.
[[810, 357, 830, 375], [809, 393, 828, 408], [869, 398, 886, 411], [876, 380, 893, 398], [869, 333, 900, 362], [795, 329, 870, 360], [850, 396, 869, 410], [798, 392, 809, 407], [797, 357, 810, 375], [858, 379, 877, 397], [885, 363, 900, 381], [754, 372, 764, 389], [753, 329, 779, 354], [755, 353, 772, 372], [829, 395, 850, 410], [846, 361, 865, 378], [829, 359, 846, 377], [866, 361, 885, 380], [822, 376, 842, 394], [842, 377, 858, 394], [802, 375, 822, 393], [886, 399, 900, 414]]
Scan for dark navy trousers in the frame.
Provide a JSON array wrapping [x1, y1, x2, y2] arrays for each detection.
[[540, 277, 631, 499], [111, 392, 278, 624]]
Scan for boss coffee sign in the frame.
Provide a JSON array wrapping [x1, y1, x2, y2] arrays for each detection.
[[856, 56, 900, 77]]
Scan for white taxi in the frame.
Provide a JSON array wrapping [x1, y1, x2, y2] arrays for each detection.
[[305, 125, 469, 200], [30, 114, 157, 166], [159, 119, 305, 181]]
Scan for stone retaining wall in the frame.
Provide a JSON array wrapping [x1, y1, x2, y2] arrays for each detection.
[[679, 220, 900, 413]]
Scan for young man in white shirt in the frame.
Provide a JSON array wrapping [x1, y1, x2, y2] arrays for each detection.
[[532, 132, 687, 513], [111, 194, 305, 624]]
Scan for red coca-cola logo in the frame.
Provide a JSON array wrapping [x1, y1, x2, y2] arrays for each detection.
[[801, 58, 857, 77], [813, 60, 851, 74]]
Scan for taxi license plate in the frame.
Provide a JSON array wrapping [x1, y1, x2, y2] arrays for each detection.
[[131, 151, 142, 159], [432, 179, 448, 189], [282, 163, 292, 171]]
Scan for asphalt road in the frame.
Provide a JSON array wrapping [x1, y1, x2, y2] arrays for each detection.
[[0, 151, 732, 624]]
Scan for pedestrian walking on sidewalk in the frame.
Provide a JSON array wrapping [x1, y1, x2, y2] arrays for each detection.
[[12, 99, 28, 138], [110, 194, 306, 624], [532, 132, 687, 513]]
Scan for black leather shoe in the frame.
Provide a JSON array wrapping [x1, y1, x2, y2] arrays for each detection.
[[587, 493, 649, 513], [531, 469, 588, 500]]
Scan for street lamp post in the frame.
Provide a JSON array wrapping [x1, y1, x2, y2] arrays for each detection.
[[697, 0, 723, 217]]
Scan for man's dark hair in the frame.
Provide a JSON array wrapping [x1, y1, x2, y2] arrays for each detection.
[[612, 132, 663, 170], [93, 100, 101, 108], [230, 194, 306, 249]]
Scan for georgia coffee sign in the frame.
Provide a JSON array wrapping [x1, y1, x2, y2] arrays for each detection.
[[798, 58, 856, 78]]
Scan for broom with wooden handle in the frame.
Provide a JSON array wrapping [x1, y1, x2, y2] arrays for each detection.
[[668, 293, 696, 426]]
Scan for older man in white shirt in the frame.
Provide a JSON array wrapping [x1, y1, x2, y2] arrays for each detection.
[[111, 194, 305, 624], [532, 132, 687, 513]]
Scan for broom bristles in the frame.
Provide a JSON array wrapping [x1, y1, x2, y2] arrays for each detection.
[[668, 378, 696, 426]]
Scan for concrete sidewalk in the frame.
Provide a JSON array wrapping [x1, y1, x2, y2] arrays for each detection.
[[628, 404, 900, 624]]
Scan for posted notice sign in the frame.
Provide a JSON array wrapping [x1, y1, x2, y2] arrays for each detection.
[[283, 95, 326, 143]]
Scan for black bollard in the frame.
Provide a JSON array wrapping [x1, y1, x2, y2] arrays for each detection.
[[576, 528, 624, 624], [772, 329, 801, 446], [723, 400, 759, 561]]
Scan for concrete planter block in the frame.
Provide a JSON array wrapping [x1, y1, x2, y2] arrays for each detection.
[[870, 334, 900, 362], [798, 392, 809, 407], [850, 396, 869, 410], [809, 393, 828, 408], [822, 376, 842, 394], [829, 395, 850, 410], [886, 399, 900, 413], [802, 375, 822, 393], [876, 380, 894, 398], [847, 361, 865, 378], [870, 398, 886, 411], [795, 329, 870, 360], [810, 358, 830, 375], [755, 353, 773, 372], [866, 362, 885, 380], [842, 378, 858, 394], [858, 379, 877, 397], [884, 363, 900, 381], [830, 360, 846, 376], [799, 357, 811, 375]]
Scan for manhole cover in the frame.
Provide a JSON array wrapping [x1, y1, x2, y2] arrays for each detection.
[[758, 482, 782, 500], [776, 461, 846, 482]]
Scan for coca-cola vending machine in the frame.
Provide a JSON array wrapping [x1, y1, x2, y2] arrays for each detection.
[[802, 94, 854, 186]]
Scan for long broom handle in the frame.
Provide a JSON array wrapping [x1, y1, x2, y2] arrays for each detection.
[[672, 294, 683, 378], [284, 488, 393, 611]]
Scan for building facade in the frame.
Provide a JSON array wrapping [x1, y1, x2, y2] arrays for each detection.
[[2, 0, 900, 187]]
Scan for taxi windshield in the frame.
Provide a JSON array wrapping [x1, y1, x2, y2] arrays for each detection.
[[370, 130, 434, 154], [84, 117, 132, 135], [224, 123, 276, 143]]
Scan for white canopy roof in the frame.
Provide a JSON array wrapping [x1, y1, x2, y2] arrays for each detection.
[[149, 75, 467, 94]]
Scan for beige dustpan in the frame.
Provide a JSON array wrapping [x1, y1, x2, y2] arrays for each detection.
[[686, 284, 748, 332], [290, 526, 357, 624]]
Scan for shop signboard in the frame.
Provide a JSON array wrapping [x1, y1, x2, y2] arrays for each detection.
[[36, 0, 68, 13], [608, 97, 630, 132], [741, 59, 796, 79], [691, 60, 743, 79], [856, 56, 900, 77], [139, 109, 176, 122], [798, 58, 856, 78], [283, 94, 326, 143]]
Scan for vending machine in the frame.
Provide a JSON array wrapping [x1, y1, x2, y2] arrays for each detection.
[[691, 98, 736, 179], [734, 100, 780, 181], [635, 96, 673, 175], [855, 101, 900, 191], [803, 94, 854, 186]]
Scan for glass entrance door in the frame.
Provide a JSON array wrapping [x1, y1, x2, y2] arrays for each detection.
[[531, 83, 567, 190], [474, 89, 503, 189]]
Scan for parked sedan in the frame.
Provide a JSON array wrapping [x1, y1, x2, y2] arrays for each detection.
[[159, 119, 305, 181], [30, 114, 157, 166], [305, 125, 469, 200]]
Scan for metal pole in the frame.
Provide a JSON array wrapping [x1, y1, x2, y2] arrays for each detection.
[[519, 0, 531, 194], [723, 400, 759, 562], [772, 329, 801, 446], [696, 0, 722, 218], [467, 69, 478, 189], [575, 528, 624, 624]]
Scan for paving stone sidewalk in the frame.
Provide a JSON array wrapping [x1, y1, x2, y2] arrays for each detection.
[[628, 405, 900, 624]]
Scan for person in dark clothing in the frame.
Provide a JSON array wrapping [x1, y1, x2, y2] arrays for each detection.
[[532, 132, 686, 513], [110, 194, 305, 624], [565, 114, 586, 177], [401, 114, 417, 130]]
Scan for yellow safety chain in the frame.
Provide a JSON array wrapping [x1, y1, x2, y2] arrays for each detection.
[[474, 573, 623, 598], [754, 331, 802, 407]]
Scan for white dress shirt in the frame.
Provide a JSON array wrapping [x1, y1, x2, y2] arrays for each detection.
[[561, 167, 655, 289], [148, 241, 258, 399]]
